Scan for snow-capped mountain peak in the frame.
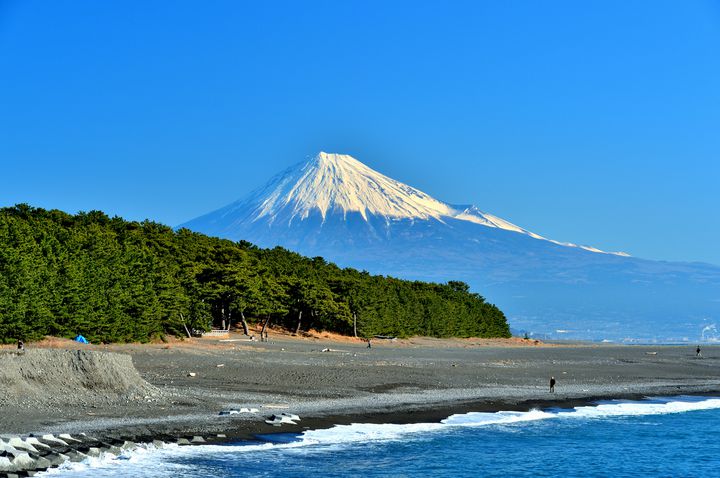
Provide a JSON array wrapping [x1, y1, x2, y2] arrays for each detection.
[[252, 151, 455, 222], [185, 152, 627, 256]]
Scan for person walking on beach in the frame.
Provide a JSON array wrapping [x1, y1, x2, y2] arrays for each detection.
[[367, 338, 372, 349], [696, 345, 702, 358], [549, 376, 556, 393]]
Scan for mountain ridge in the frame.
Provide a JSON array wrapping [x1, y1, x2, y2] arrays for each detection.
[[185, 152, 627, 257]]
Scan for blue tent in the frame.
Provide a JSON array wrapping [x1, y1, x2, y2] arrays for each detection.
[[74, 335, 89, 344]]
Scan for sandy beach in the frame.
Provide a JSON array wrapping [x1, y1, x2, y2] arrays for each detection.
[[2, 332, 719, 444]]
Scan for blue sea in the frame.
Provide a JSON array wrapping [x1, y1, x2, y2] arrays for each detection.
[[41, 396, 720, 477]]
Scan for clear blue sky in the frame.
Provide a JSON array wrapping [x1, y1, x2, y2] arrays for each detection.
[[1, 1, 718, 264]]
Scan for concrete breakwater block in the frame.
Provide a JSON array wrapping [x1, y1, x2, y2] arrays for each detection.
[[64, 450, 88, 463], [74, 445, 101, 458], [0, 455, 14, 472], [57, 434, 81, 444], [0, 451, 16, 473], [39, 435, 68, 447], [107, 445, 122, 455], [0, 442, 19, 454], [1, 434, 173, 476], [6, 439, 38, 455], [264, 413, 301, 426], [21, 439, 49, 453], [88, 443, 121, 455], [38, 444, 71, 456], [219, 407, 260, 416], [9, 452, 34, 471], [28, 455, 51, 470], [0, 447, 51, 473], [43, 453, 69, 467], [99, 436, 125, 447]]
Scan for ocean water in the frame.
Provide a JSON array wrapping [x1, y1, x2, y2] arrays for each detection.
[[41, 396, 720, 477]]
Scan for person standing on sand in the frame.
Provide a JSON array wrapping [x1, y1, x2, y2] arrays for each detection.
[[696, 346, 702, 358], [367, 338, 372, 349], [550, 376, 556, 393]]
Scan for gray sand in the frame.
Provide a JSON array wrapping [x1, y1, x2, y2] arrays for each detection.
[[2, 335, 719, 441]]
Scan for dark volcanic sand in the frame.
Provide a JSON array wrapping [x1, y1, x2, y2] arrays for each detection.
[[2, 335, 719, 442]]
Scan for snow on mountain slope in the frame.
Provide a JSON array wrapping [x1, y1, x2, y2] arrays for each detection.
[[251, 152, 455, 222], [194, 152, 626, 256], [451, 204, 546, 240]]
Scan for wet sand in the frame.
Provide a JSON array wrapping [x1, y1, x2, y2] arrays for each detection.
[[2, 334, 719, 442]]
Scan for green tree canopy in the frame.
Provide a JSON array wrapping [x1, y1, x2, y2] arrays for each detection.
[[0, 205, 510, 343]]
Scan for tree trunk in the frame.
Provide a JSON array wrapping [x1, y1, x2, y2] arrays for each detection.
[[294, 310, 303, 336], [180, 313, 192, 339], [240, 310, 249, 336], [226, 309, 232, 331], [308, 310, 315, 330], [260, 314, 271, 336], [353, 311, 357, 338], [221, 306, 226, 331]]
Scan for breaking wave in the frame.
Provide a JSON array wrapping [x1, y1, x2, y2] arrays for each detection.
[[40, 396, 720, 477]]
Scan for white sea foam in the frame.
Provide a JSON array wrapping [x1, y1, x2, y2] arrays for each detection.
[[567, 396, 720, 418], [38, 396, 720, 477], [442, 408, 555, 426], [443, 396, 720, 427]]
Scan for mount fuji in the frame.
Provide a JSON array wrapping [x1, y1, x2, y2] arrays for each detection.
[[181, 152, 720, 342]]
